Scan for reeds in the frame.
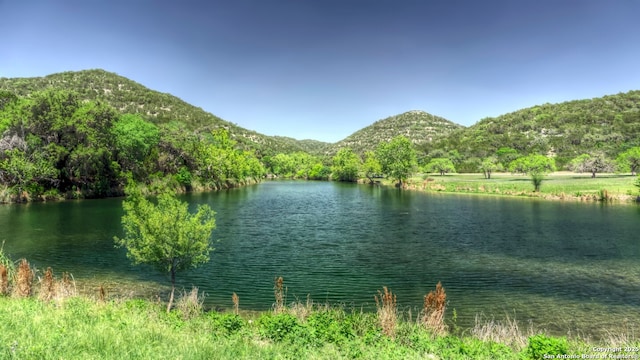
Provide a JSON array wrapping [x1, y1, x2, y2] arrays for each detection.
[[374, 286, 397, 338], [421, 281, 447, 336]]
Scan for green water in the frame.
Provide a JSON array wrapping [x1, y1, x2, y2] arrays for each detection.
[[1, 181, 639, 338]]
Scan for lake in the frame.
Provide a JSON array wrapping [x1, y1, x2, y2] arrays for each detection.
[[1, 180, 639, 338]]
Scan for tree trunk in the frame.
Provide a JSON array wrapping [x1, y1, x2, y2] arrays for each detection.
[[487, 171, 491, 179], [591, 171, 596, 178], [166, 264, 176, 313]]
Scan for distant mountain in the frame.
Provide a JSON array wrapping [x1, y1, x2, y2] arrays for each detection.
[[429, 91, 640, 167], [0, 69, 315, 156], [330, 110, 463, 155]]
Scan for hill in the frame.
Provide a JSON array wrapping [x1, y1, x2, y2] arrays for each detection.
[[428, 91, 640, 168], [330, 110, 463, 155], [0, 69, 319, 157]]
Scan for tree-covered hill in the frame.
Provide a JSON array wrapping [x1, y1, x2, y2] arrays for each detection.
[[0, 69, 313, 157], [330, 110, 464, 155], [426, 91, 640, 168]]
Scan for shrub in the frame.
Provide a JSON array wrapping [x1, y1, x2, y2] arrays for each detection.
[[258, 313, 302, 342], [209, 312, 245, 335], [524, 334, 568, 360], [306, 310, 354, 345]]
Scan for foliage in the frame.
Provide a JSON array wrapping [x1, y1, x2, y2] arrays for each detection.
[[111, 113, 160, 178], [0, 69, 330, 157], [479, 156, 503, 179], [428, 91, 640, 167], [331, 147, 361, 182], [361, 151, 382, 184], [258, 312, 303, 342], [569, 153, 615, 178], [508, 155, 556, 192], [424, 158, 456, 176], [616, 146, 640, 175], [114, 182, 216, 312], [376, 135, 417, 186], [524, 334, 568, 359], [267, 152, 327, 180]]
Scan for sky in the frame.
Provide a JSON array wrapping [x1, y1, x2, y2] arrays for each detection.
[[1, 0, 639, 143]]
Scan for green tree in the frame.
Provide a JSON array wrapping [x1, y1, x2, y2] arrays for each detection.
[[569, 153, 615, 178], [361, 151, 382, 184], [114, 184, 216, 312], [424, 158, 456, 176], [111, 114, 160, 178], [616, 147, 640, 176], [376, 135, 417, 186], [479, 157, 503, 179], [331, 148, 361, 182], [509, 154, 556, 192]]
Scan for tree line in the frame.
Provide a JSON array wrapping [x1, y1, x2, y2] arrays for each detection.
[[0, 89, 265, 202]]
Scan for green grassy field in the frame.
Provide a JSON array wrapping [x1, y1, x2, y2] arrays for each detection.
[[400, 172, 640, 202]]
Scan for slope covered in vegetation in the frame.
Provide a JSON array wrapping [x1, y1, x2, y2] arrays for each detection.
[[425, 91, 640, 168], [331, 110, 463, 155], [0, 70, 320, 157]]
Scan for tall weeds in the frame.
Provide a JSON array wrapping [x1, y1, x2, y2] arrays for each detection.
[[471, 313, 532, 350], [176, 287, 204, 320], [273, 276, 286, 313], [38, 267, 56, 302], [375, 286, 397, 338], [232, 292, 239, 315], [422, 281, 447, 336], [0, 265, 8, 295], [12, 259, 33, 298]]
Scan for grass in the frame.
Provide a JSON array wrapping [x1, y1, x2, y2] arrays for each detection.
[[1, 293, 638, 360], [399, 172, 639, 202]]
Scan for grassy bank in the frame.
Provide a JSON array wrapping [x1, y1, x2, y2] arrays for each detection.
[[397, 172, 639, 202], [1, 293, 638, 360], [0, 257, 637, 359]]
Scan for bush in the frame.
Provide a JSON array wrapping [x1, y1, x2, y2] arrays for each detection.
[[257, 313, 303, 342], [524, 334, 568, 360], [209, 312, 245, 335], [306, 310, 354, 345]]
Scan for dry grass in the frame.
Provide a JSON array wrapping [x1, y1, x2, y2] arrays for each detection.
[[375, 286, 398, 338], [603, 319, 637, 348], [12, 259, 34, 298], [0, 264, 8, 295], [232, 292, 239, 315], [288, 294, 316, 321], [175, 287, 204, 320], [421, 282, 448, 336], [38, 267, 56, 301], [273, 276, 286, 313], [471, 313, 533, 350], [57, 272, 77, 299]]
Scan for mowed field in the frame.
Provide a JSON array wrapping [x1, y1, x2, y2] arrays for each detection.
[[401, 172, 639, 202]]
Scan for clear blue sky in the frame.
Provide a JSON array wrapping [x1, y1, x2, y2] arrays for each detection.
[[1, 1, 638, 142]]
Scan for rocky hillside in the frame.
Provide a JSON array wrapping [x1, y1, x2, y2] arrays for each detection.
[[330, 110, 463, 155]]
